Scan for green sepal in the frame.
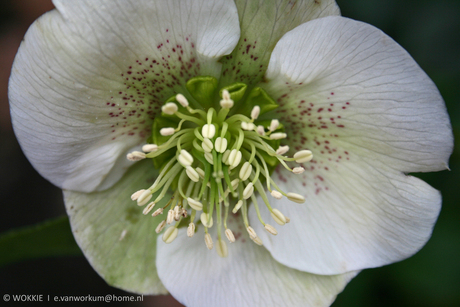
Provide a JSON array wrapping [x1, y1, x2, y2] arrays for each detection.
[[186, 76, 218, 109], [219, 82, 247, 103], [238, 87, 279, 117]]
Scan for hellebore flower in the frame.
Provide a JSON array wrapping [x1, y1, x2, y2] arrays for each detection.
[[9, 0, 453, 306]]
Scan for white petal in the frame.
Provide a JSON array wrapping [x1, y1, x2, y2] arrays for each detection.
[[156, 216, 357, 307], [263, 16, 452, 172], [10, 0, 240, 192], [64, 160, 168, 294], [252, 16, 453, 275]]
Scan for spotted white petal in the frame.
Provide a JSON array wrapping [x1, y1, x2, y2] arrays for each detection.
[[64, 160, 168, 294], [9, 0, 240, 192], [156, 216, 357, 307], [253, 16, 452, 275]]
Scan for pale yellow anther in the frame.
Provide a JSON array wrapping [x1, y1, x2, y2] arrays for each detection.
[[160, 127, 175, 136], [178, 149, 194, 167], [137, 189, 152, 206], [162, 226, 178, 243], [251, 105, 260, 120], [222, 150, 231, 164], [287, 192, 306, 204], [131, 189, 145, 201], [239, 162, 253, 181], [204, 152, 214, 165], [256, 125, 265, 136], [246, 226, 257, 239], [155, 220, 166, 234], [285, 216, 291, 223], [142, 144, 159, 152], [241, 121, 255, 131], [142, 202, 156, 215], [174, 206, 181, 221], [202, 124, 216, 138], [232, 200, 243, 214], [228, 149, 242, 167], [161, 102, 178, 115], [214, 137, 228, 153], [187, 198, 203, 211], [292, 167, 305, 174], [180, 208, 188, 218], [225, 229, 236, 243], [270, 190, 283, 199], [202, 138, 213, 153], [196, 167, 205, 179], [167, 209, 175, 224], [264, 224, 278, 235], [276, 145, 290, 155], [187, 223, 195, 237], [204, 233, 213, 250], [127, 151, 146, 161], [185, 166, 200, 182], [270, 132, 287, 140], [176, 93, 189, 107], [200, 212, 213, 228], [294, 150, 313, 163], [271, 208, 287, 226], [251, 236, 263, 246], [230, 179, 240, 191], [152, 208, 163, 217], [216, 239, 228, 258], [220, 90, 234, 109], [269, 119, 280, 131], [243, 182, 254, 200]]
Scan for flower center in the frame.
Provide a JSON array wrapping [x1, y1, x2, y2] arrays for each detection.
[[127, 76, 312, 257]]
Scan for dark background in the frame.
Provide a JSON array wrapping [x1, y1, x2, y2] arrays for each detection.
[[0, 0, 458, 306]]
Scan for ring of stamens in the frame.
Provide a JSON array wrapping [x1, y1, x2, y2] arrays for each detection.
[[128, 89, 312, 257]]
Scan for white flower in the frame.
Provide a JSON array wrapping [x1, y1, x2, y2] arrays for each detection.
[[8, 0, 453, 306]]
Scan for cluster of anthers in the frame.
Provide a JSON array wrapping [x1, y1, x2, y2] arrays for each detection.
[[127, 89, 313, 257]]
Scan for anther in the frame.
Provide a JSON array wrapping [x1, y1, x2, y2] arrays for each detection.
[[185, 166, 200, 182], [155, 220, 166, 234], [269, 119, 280, 131], [287, 192, 306, 204], [225, 229, 236, 243], [167, 209, 175, 224], [243, 182, 254, 200], [162, 226, 178, 243], [202, 124, 216, 138], [271, 209, 287, 226], [216, 239, 228, 258], [292, 167, 305, 174], [187, 198, 203, 211], [251, 105, 260, 120], [251, 236, 263, 246], [174, 205, 181, 221], [178, 149, 194, 167], [202, 138, 213, 152], [187, 223, 195, 237], [137, 189, 152, 206], [246, 226, 257, 239], [142, 202, 156, 215], [214, 137, 228, 153], [256, 125, 265, 136], [131, 189, 145, 201], [264, 224, 278, 235], [239, 162, 252, 181], [270, 132, 287, 140], [270, 190, 283, 199], [222, 150, 231, 164], [200, 212, 213, 228], [220, 90, 234, 109], [204, 233, 213, 250], [152, 208, 164, 217], [160, 127, 175, 136], [276, 145, 289, 155], [176, 93, 189, 107], [294, 150, 313, 163], [241, 122, 255, 131], [204, 152, 214, 165], [228, 150, 242, 168], [232, 200, 243, 213], [127, 151, 146, 161], [142, 144, 158, 152], [161, 102, 178, 115]]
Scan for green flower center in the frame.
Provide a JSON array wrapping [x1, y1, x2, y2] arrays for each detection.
[[128, 76, 312, 257]]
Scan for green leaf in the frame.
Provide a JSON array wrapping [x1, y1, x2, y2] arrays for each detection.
[[0, 216, 82, 267]]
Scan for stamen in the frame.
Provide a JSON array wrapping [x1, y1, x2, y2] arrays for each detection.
[[187, 223, 195, 237], [256, 125, 265, 136], [292, 167, 305, 174], [216, 239, 228, 258], [127, 151, 146, 161], [220, 90, 234, 109], [162, 226, 178, 243], [202, 138, 213, 153], [269, 119, 279, 131], [160, 127, 175, 136], [142, 202, 156, 215], [202, 124, 216, 138], [264, 224, 278, 235], [239, 162, 252, 181], [131, 189, 145, 201], [167, 209, 175, 224], [161, 102, 178, 115], [204, 233, 213, 250], [276, 145, 289, 155], [270, 208, 287, 226], [270, 190, 283, 199], [243, 182, 254, 200], [201, 212, 213, 228], [294, 150, 313, 163], [187, 198, 203, 211], [155, 220, 166, 233], [176, 93, 189, 107], [185, 166, 200, 182], [142, 144, 158, 152], [215, 137, 228, 153], [137, 190, 152, 206], [178, 149, 194, 167], [152, 208, 163, 217], [225, 229, 235, 243], [269, 132, 287, 140], [286, 192, 306, 204], [250, 106, 260, 120], [232, 200, 243, 213]]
